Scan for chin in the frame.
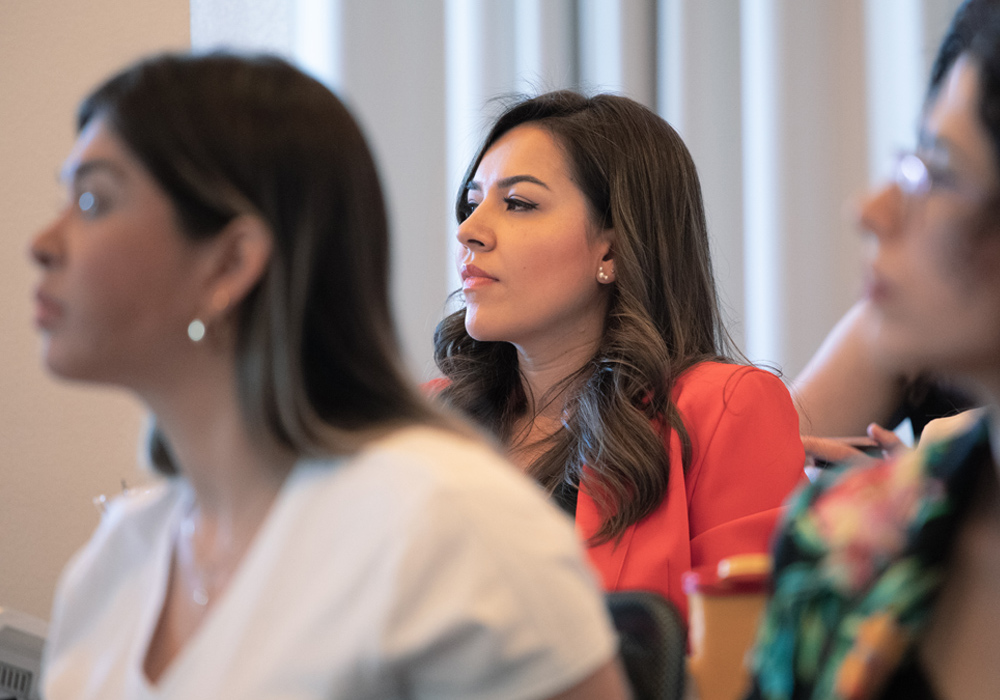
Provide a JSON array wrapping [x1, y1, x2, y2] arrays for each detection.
[[463, 312, 502, 344], [464, 324, 499, 343], [44, 357, 91, 382], [872, 338, 918, 368], [869, 314, 924, 366], [41, 345, 104, 384], [873, 335, 959, 381]]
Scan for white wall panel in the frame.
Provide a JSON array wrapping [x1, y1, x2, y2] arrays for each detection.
[[660, 0, 746, 348], [1, 0, 189, 620], [514, 0, 578, 93]]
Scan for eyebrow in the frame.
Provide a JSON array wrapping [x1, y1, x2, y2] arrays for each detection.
[[466, 174, 551, 192], [60, 158, 127, 185]]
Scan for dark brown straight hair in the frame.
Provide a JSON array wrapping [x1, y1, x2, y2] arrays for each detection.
[[78, 53, 444, 473], [932, 0, 1000, 174], [434, 91, 737, 543]]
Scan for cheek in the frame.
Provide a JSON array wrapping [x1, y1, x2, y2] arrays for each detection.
[[880, 226, 1000, 367], [86, 244, 171, 314], [75, 228, 198, 345], [516, 227, 597, 283], [919, 218, 1000, 314], [521, 240, 604, 319]]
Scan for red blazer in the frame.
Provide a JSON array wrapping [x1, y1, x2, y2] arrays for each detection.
[[577, 362, 804, 621], [424, 362, 805, 621]]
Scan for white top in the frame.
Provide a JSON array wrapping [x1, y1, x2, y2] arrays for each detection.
[[42, 427, 616, 700]]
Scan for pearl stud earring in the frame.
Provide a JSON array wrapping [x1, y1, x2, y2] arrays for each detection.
[[188, 319, 206, 342]]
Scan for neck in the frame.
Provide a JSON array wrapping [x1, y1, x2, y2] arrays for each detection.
[[142, 351, 295, 524], [514, 331, 602, 424], [136, 341, 303, 618]]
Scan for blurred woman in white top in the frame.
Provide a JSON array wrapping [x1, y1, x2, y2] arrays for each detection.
[[32, 52, 627, 700]]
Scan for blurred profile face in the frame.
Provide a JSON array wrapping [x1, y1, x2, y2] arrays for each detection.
[[860, 55, 1000, 382], [456, 125, 613, 356], [30, 117, 211, 388]]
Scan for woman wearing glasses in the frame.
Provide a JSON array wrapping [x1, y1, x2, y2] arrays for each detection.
[[750, 1, 1000, 698]]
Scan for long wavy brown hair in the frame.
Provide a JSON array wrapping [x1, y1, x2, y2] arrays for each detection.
[[434, 91, 737, 543]]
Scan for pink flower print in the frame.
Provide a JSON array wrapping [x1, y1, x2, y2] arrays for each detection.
[[811, 456, 923, 593]]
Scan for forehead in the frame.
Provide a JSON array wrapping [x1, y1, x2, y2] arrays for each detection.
[[474, 125, 570, 181], [924, 56, 999, 186]]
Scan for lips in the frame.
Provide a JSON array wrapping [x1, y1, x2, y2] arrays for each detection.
[[461, 264, 498, 291], [34, 289, 64, 329]]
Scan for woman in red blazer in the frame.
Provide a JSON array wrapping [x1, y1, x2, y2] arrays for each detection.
[[433, 91, 804, 620]]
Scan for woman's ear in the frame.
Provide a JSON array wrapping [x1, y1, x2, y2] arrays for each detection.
[[597, 236, 616, 284], [201, 215, 273, 318]]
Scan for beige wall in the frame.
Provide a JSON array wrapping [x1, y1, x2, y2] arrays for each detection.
[[0, 0, 189, 620]]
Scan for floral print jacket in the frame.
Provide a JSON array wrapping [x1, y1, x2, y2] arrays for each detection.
[[749, 416, 991, 700]]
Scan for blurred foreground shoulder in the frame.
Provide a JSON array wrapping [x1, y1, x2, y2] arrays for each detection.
[[345, 426, 623, 699]]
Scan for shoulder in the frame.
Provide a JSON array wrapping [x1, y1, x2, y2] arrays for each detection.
[[777, 417, 989, 581], [293, 427, 617, 698], [674, 361, 788, 403], [45, 480, 181, 666], [61, 480, 181, 588], [752, 423, 989, 699], [323, 426, 580, 553], [667, 363, 803, 541], [672, 361, 796, 433], [776, 456, 922, 583], [281, 426, 590, 588], [320, 425, 540, 507]]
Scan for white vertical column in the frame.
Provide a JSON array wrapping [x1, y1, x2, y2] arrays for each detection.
[[513, 0, 577, 92], [579, 0, 622, 93], [864, 0, 924, 183], [740, 0, 870, 375], [445, 0, 517, 292], [619, 0, 657, 107], [740, 0, 782, 366], [191, 0, 295, 55], [659, 0, 746, 348], [332, 0, 450, 380], [293, 0, 341, 88], [579, 0, 656, 107]]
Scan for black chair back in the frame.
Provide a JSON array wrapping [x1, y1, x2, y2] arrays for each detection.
[[606, 590, 686, 700]]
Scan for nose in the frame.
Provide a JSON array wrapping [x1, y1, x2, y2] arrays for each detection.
[[856, 182, 903, 243], [30, 212, 66, 269], [456, 203, 495, 252]]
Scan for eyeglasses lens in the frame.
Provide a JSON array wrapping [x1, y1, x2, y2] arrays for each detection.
[[897, 153, 929, 196]]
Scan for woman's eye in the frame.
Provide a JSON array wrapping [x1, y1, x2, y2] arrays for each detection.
[[504, 197, 537, 212], [79, 192, 96, 212], [461, 199, 479, 217], [925, 166, 957, 190], [76, 190, 106, 218], [916, 151, 958, 190]]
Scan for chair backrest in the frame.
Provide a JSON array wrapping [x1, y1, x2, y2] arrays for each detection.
[[605, 590, 686, 700]]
